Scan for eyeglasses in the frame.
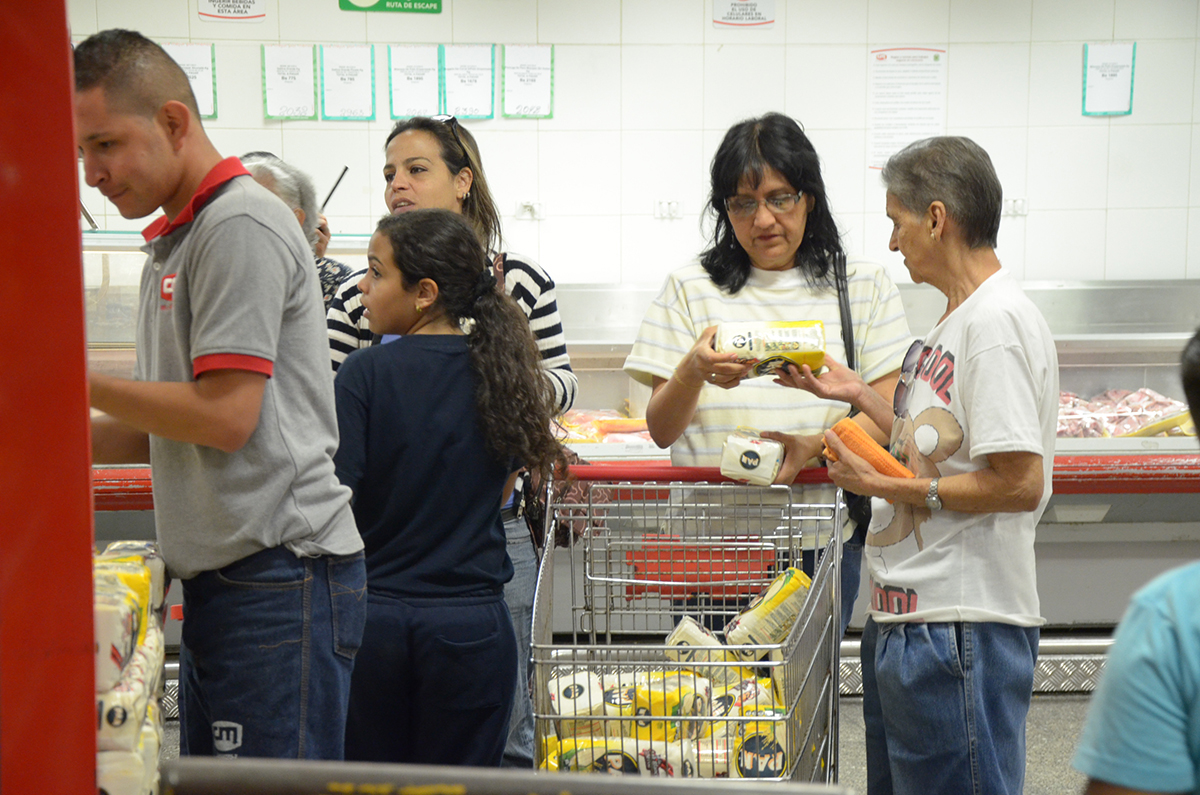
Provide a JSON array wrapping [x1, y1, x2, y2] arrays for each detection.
[[893, 339, 925, 418], [431, 114, 470, 166], [726, 193, 804, 219]]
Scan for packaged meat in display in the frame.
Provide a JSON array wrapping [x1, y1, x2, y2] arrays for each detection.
[[1057, 388, 1191, 438]]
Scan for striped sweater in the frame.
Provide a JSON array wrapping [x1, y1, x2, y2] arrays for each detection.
[[326, 252, 578, 413]]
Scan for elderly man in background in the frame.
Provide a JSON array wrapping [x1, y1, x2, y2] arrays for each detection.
[[241, 151, 352, 310]]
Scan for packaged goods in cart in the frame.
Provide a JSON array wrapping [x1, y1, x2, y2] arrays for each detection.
[[724, 567, 812, 661], [697, 735, 733, 777], [557, 736, 698, 777], [665, 616, 756, 688], [632, 671, 713, 742], [600, 672, 639, 736], [720, 428, 784, 486], [548, 670, 607, 738], [733, 709, 789, 778], [714, 321, 825, 378]]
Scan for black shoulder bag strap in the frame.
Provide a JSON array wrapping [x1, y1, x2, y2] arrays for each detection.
[[834, 257, 873, 534]]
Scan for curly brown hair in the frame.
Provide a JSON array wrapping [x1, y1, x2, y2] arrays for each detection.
[[373, 209, 560, 476]]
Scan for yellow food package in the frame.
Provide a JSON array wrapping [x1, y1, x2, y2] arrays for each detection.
[[714, 321, 825, 378], [724, 567, 812, 662], [632, 671, 712, 742], [560, 736, 697, 777], [733, 707, 789, 779], [94, 559, 152, 648], [600, 672, 639, 737], [665, 616, 756, 689]]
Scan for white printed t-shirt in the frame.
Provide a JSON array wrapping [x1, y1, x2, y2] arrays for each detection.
[[866, 268, 1057, 626]]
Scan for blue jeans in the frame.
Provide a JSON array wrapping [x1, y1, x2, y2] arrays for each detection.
[[861, 618, 1039, 795], [178, 546, 367, 759], [345, 589, 516, 766], [500, 516, 537, 767], [841, 523, 865, 634]]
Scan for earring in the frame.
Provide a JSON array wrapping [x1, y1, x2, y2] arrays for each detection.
[[463, 190, 471, 202], [415, 303, 423, 314]]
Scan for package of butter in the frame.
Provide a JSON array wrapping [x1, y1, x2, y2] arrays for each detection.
[[714, 321, 825, 378], [560, 736, 697, 777], [665, 616, 756, 689], [632, 670, 713, 743], [548, 670, 606, 738], [101, 540, 168, 614], [732, 707, 789, 778], [723, 568, 812, 662], [94, 577, 143, 692], [94, 560, 152, 647], [720, 428, 784, 486], [97, 621, 165, 751]]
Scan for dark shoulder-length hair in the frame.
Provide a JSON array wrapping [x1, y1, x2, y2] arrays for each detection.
[[700, 113, 844, 294], [385, 117, 503, 254], [372, 209, 559, 477]]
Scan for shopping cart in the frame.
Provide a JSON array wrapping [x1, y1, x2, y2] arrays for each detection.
[[530, 465, 843, 783]]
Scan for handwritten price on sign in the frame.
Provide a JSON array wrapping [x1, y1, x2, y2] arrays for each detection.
[[273, 105, 314, 116]]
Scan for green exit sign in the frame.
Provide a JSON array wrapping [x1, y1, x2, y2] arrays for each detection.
[[339, 0, 442, 11]]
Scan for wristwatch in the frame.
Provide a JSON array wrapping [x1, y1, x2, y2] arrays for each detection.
[[925, 478, 943, 511]]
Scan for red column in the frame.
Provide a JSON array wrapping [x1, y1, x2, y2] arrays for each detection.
[[0, 4, 97, 793]]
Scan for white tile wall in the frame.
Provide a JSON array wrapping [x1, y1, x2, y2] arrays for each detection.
[[1106, 208, 1188, 279], [67, 0, 1200, 286], [786, 0, 868, 45]]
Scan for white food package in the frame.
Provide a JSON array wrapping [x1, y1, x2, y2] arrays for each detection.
[[548, 670, 606, 738], [94, 578, 143, 692], [97, 621, 165, 751], [719, 429, 784, 486]]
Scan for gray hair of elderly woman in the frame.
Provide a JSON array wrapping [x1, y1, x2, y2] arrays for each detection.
[[881, 136, 1002, 249], [240, 153, 320, 252]]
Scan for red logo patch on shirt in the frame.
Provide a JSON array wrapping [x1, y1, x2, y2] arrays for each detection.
[[160, 274, 176, 302]]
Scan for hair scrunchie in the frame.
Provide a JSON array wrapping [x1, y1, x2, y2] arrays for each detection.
[[472, 268, 498, 304]]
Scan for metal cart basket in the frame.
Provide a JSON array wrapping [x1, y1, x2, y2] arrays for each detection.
[[530, 465, 843, 784]]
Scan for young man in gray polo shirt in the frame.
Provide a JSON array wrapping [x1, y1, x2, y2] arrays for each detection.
[[76, 29, 366, 759]]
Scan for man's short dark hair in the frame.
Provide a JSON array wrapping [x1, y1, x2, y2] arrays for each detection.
[[74, 29, 200, 119]]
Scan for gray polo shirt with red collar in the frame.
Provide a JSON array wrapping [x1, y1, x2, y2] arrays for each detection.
[[135, 157, 362, 579]]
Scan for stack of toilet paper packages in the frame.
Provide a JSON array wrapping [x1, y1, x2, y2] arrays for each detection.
[[94, 543, 166, 795]]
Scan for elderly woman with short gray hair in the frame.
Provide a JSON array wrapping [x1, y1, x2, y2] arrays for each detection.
[[241, 152, 352, 309], [779, 136, 1058, 795]]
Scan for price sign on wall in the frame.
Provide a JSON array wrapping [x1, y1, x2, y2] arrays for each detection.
[[503, 45, 553, 119]]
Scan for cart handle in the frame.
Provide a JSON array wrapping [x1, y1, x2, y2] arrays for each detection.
[[566, 463, 834, 484]]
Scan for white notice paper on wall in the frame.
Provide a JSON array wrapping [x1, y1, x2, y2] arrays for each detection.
[[198, 0, 265, 22], [262, 45, 317, 120], [503, 45, 553, 118], [713, 0, 775, 28], [162, 43, 217, 118], [442, 44, 494, 119], [1083, 42, 1135, 116], [389, 45, 440, 119], [321, 44, 375, 121], [867, 47, 947, 170]]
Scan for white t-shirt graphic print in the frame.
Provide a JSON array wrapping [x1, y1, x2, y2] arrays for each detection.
[[865, 269, 1057, 626]]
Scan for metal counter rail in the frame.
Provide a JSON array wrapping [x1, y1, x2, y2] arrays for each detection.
[[160, 758, 853, 794], [94, 455, 1200, 513]]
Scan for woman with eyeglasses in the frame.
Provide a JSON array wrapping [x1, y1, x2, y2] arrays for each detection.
[[624, 112, 913, 632], [784, 137, 1057, 795], [326, 115, 576, 768]]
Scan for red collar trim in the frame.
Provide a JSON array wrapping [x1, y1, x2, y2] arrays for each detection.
[[142, 157, 252, 242]]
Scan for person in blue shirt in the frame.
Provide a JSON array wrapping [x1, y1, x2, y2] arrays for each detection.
[[333, 208, 561, 766], [1071, 328, 1200, 795]]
